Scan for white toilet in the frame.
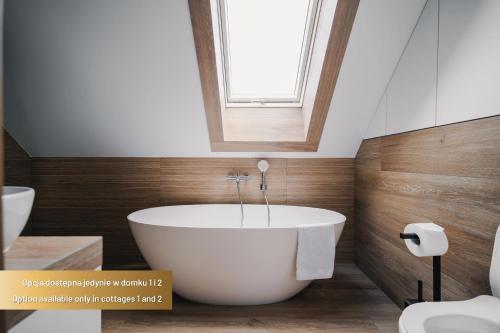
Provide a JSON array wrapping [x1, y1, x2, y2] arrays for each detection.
[[399, 226, 500, 333]]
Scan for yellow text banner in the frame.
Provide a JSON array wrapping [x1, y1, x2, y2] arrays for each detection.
[[0, 270, 172, 310]]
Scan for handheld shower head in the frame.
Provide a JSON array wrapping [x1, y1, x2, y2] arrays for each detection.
[[257, 160, 269, 173], [258, 160, 269, 192], [257, 160, 271, 227]]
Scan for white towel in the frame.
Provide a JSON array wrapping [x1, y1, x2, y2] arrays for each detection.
[[296, 223, 336, 281]]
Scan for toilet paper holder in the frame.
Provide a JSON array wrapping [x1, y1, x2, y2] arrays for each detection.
[[400, 232, 442, 306], [399, 232, 420, 245]]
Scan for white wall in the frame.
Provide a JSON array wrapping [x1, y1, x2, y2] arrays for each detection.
[[365, 0, 500, 139], [437, 0, 500, 125], [4, 0, 425, 157], [386, 0, 438, 135]]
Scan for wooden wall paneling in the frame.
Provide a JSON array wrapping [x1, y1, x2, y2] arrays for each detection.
[[356, 186, 486, 303], [354, 137, 382, 171], [355, 116, 500, 307], [382, 116, 500, 178], [160, 158, 287, 205], [355, 224, 438, 305], [31, 158, 161, 268], [32, 158, 160, 208], [31, 208, 144, 268], [287, 159, 355, 262], [161, 158, 354, 262], [30, 157, 355, 269]]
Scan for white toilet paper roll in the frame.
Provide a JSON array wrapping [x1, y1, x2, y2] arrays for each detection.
[[404, 223, 448, 257]]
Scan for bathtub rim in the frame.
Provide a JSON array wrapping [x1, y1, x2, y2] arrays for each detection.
[[127, 204, 346, 230]]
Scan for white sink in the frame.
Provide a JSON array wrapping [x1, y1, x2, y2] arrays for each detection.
[[2, 186, 35, 252]]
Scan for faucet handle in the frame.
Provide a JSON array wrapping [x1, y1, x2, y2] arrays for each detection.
[[225, 173, 251, 181], [225, 174, 237, 181], [238, 174, 252, 181]]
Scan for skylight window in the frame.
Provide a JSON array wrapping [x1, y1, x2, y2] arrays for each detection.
[[218, 0, 320, 107], [189, 0, 358, 150]]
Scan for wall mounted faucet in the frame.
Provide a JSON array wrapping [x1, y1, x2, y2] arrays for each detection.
[[225, 172, 251, 183], [226, 171, 251, 227]]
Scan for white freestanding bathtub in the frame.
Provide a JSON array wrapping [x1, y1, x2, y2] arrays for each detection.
[[128, 204, 346, 305]]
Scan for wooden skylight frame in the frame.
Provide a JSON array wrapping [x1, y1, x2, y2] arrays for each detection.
[[189, 0, 359, 152]]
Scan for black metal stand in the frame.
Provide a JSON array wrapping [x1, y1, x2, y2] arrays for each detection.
[[400, 232, 442, 307], [404, 280, 423, 308], [433, 256, 441, 301]]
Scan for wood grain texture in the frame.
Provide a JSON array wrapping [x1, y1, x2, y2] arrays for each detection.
[[188, 0, 224, 144], [210, 141, 317, 152], [30, 158, 161, 268], [4, 236, 102, 330], [161, 158, 287, 205], [4, 236, 102, 271], [305, 0, 360, 147], [30, 158, 354, 268], [381, 116, 500, 178], [31, 158, 161, 208], [103, 263, 401, 333], [31, 208, 145, 268], [222, 108, 306, 142], [355, 116, 500, 308], [287, 159, 355, 261], [188, 0, 358, 152]]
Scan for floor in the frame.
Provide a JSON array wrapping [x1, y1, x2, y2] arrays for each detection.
[[103, 264, 401, 333]]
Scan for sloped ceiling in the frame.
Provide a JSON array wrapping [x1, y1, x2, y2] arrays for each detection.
[[4, 0, 426, 157]]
